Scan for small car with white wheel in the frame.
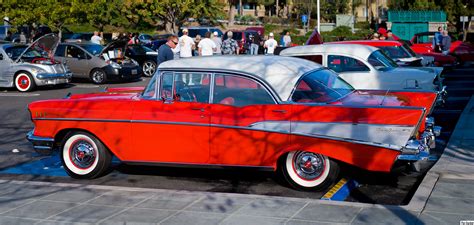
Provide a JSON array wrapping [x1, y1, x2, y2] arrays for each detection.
[[0, 34, 71, 92], [26, 56, 441, 191], [54, 41, 142, 84]]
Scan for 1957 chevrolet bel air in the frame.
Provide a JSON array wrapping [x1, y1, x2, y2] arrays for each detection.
[[27, 56, 441, 191]]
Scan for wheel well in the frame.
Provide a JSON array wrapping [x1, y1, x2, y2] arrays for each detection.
[[54, 128, 107, 151], [14, 70, 32, 77]]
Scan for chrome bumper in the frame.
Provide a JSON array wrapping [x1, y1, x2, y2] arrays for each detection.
[[26, 130, 55, 154], [36, 72, 73, 80], [397, 117, 441, 161]]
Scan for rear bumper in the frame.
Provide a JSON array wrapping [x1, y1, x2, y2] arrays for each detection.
[[104, 65, 142, 80], [397, 117, 441, 161], [26, 130, 54, 154]]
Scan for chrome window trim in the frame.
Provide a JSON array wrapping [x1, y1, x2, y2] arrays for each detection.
[[327, 54, 371, 73], [36, 117, 403, 150], [159, 68, 282, 103]]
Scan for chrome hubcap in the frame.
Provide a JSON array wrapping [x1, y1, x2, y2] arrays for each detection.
[[70, 141, 96, 169], [293, 152, 325, 180], [143, 62, 156, 76]]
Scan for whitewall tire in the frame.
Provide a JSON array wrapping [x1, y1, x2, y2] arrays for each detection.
[[61, 132, 111, 179], [15, 72, 36, 92], [281, 151, 339, 191]]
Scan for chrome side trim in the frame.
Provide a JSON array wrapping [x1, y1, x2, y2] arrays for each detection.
[[123, 160, 275, 171], [35, 117, 403, 150], [36, 73, 73, 79]]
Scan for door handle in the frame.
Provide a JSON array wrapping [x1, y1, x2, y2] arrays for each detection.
[[192, 107, 205, 112], [272, 109, 287, 113]]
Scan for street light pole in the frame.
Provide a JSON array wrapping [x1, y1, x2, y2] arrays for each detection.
[[317, 0, 320, 32]]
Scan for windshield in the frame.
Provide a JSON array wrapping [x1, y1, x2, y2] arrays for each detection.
[[380, 46, 411, 59], [82, 44, 103, 55], [402, 43, 418, 57], [368, 50, 398, 71], [4, 45, 44, 60], [291, 69, 354, 103]]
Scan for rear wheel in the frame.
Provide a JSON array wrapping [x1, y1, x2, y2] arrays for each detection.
[[142, 60, 157, 77], [90, 69, 107, 84], [61, 131, 112, 179], [14, 72, 36, 92], [281, 151, 339, 191]]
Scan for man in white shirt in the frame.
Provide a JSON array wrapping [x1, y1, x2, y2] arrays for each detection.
[[90, 31, 103, 45], [264, 32, 278, 55], [198, 32, 216, 56], [211, 31, 222, 55], [178, 28, 195, 58]]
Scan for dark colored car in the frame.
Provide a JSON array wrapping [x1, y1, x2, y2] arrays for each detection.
[[223, 30, 259, 54], [178, 27, 223, 39], [125, 43, 158, 77], [54, 41, 142, 84], [144, 34, 173, 51]]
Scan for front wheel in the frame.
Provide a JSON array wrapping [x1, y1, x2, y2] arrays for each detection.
[[14, 72, 36, 92], [142, 60, 157, 77], [61, 131, 112, 179], [281, 151, 339, 191]]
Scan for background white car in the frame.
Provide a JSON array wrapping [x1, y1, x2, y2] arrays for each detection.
[[280, 44, 442, 92]]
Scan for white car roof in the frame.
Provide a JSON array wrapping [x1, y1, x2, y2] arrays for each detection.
[[159, 55, 322, 101], [280, 43, 379, 60]]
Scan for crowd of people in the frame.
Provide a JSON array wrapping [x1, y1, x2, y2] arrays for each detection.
[[155, 28, 292, 66]]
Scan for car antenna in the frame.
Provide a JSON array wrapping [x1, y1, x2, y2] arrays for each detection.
[[380, 89, 389, 105]]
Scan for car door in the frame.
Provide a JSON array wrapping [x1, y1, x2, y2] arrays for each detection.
[[326, 55, 378, 90], [209, 73, 291, 167], [130, 71, 211, 163], [64, 45, 90, 78], [0, 51, 10, 84]]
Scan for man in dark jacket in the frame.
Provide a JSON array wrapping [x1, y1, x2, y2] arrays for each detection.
[[157, 35, 178, 66], [441, 30, 451, 56]]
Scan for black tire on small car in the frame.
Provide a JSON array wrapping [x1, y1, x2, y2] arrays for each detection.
[[280, 151, 339, 191], [90, 69, 107, 84], [14, 72, 36, 92], [142, 60, 157, 77], [61, 131, 112, 179]]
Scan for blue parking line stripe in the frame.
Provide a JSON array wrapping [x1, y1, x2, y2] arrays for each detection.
[[0, 154, 121, 177], [321, 178, 359, 201]]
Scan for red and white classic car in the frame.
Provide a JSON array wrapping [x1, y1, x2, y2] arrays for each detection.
[[27, 56, 440, 191]]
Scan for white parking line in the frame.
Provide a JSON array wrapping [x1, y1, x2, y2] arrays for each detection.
[[74, 85, 100, 88], [0, 93, 40, 97]]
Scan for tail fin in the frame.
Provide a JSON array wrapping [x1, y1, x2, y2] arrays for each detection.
[[305, 28, 323, 45]]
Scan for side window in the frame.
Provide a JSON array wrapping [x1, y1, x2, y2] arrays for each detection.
[[66, 45, 86, 59], [142, 75, 158, 99], [327, 55, 369, 73], [55, 45, 66, 57], [213, 74, 274, 106], [297, 55, 323, 64], [160, 72, 174, 99], [174, 72, 210, 103]]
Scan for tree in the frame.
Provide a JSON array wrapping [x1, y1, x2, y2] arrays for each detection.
[[78, 0, 126, 31], [36, 1, 81, 39], [409, 0, 439, 10], [130, 0, 224, 33]]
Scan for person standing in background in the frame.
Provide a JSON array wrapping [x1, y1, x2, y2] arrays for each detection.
[[441, 30, 451, 55], [90, 31, 103, 45], [194, 35, 201, 56], [157, 35, 178, 66], [433, 26, 443, 52], [264, 32, 278, 55], [283, 31, 292, 47], [198, 32, 216, 56], [211, 31, 222, 55], [221, 31, 239, 55], [178, 28, 195, 58]]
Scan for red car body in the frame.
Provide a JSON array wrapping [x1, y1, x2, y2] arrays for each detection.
[[27, 56, 440, 191], [411, 32, 474, 64]]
